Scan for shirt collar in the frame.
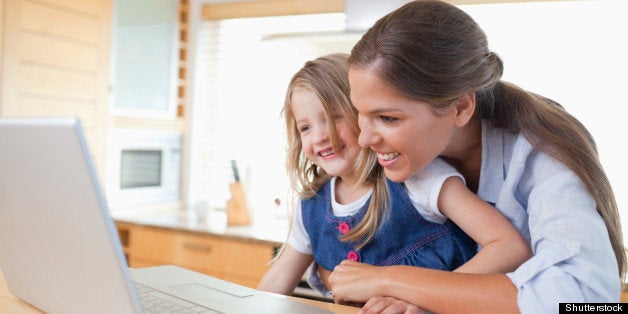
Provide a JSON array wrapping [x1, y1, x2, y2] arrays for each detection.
[[477, 121, 505, 204]]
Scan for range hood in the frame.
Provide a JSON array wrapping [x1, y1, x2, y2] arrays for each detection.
[[263, 0, 412, 41], [344, 0, 412, 31]]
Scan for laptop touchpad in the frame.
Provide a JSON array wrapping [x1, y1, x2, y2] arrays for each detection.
[[171, 283, 254, 298]]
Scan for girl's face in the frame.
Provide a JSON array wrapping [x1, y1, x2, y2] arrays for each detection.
[[291, 86, 361, 180], [349, 67, 459, 182]]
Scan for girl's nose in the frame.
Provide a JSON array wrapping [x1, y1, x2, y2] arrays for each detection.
[[314, 126, 329, 143]]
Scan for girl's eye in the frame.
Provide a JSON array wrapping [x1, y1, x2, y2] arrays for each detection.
[[298, 125, 310, 133]]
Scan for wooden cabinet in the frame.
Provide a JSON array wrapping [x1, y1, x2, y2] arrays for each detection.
[[116, 223, 278, 288], [0, 0, 192, 185], [0, 0, 112, 178]]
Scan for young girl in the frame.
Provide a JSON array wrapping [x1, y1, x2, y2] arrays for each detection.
[[257, 53, 531, 298]]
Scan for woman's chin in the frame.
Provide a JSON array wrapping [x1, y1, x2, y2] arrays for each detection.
[[383, 169, 410, 182]]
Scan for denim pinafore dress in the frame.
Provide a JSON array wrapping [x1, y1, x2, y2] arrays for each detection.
[[302, 179, 477, 271]]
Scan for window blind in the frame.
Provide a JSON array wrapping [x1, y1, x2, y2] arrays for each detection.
[[188, 14, 359, 224]]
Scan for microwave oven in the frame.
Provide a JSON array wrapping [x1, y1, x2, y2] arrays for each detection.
[[105, 129, 182, 210]]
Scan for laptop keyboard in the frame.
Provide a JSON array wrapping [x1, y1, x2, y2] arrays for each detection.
[[135, 282, 221, 314]]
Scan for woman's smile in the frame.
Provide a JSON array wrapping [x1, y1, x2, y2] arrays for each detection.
[[375, 151, 400, 166]]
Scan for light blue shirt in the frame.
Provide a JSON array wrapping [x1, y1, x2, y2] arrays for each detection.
[[478, 122, 620, 313]]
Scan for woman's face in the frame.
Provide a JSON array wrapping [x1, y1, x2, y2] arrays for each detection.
[[349, 67, 459, 182], [290, 86, 361, 180]]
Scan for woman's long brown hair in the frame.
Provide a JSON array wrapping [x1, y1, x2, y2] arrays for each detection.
[[349, 0, 625, 276]]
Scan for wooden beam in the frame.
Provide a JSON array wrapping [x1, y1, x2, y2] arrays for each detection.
[[202, 0, 343, 20], [201, 0, 578, 21], [447, 0, 575, 4]]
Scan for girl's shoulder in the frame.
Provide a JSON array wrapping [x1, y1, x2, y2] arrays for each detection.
[[402, 158, 464, 220], [406, 158, 463, 187]]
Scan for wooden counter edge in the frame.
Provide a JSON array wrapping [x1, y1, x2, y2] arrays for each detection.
[[1, 271, 358, 314], [289, 295, 360, 314]]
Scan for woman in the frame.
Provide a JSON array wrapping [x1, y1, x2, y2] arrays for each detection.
[[327, 1, 624, 313]]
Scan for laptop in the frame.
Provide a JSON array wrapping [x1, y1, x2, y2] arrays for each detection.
[[0, 117, 331, 314]]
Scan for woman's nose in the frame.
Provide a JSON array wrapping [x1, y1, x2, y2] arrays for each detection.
[[358, 119, 378, 148]]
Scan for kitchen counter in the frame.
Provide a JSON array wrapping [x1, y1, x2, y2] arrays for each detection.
[[112, 207, 289, 246], [111, 206, 291, 289]]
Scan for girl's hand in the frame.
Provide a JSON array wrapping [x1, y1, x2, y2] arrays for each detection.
[[359, 296, 425, 314], [329, 260, 382, 303]]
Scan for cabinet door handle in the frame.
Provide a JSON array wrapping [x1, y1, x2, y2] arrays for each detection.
[[182, 242, 212, 252]]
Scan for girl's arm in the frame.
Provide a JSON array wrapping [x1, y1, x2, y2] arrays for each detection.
[[438, 176, 532, 274], [257, 244, 313, 295]]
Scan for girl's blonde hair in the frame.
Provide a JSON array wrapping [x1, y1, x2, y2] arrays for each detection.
[[349, 0, 625, 275], [284, 53, 389, 248]]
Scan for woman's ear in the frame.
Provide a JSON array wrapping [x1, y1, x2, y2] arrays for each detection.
[[453, 92, 476, 127]]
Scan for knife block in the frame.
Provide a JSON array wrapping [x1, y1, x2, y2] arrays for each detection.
[[226, 182, 251, 225]]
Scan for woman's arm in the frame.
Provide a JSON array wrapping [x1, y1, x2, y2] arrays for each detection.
[[257, 244, 313, 295], [331, 170, 621, 313], [439, 177, 532, 274], [329, 261, 518, 314]]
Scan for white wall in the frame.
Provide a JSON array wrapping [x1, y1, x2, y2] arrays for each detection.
[[190, 0, 628, 240], [462, 0, 628, 239]]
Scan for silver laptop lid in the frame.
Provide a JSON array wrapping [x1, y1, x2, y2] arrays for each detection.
[[0, 117, 141, 313]]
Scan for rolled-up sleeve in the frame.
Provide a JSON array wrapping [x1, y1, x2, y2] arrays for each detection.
[[506, 170, 620, 313]]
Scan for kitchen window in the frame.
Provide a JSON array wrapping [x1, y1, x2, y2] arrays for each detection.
[[187, 13, 359, 226]]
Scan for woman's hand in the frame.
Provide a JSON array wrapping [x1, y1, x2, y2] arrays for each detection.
[[329, 260, 383, 304], [359, 297, 425, 314]]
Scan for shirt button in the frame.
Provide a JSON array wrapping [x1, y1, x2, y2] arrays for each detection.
[[565, 241, 579, 251], [338, 222, 350, 235], [347, 250, 359, 261]]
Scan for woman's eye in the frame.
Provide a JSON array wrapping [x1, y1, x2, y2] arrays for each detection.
[[298, 125, 310, 133], [379, 115, 398, 123]]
